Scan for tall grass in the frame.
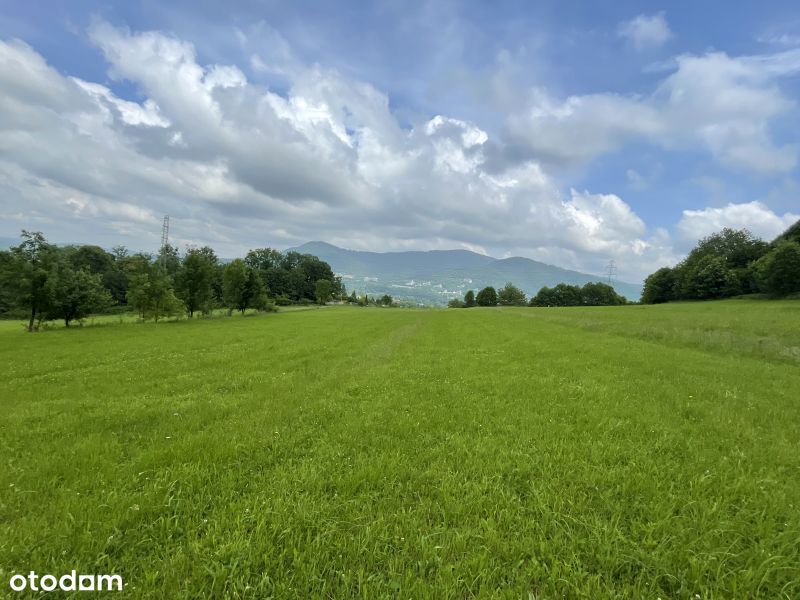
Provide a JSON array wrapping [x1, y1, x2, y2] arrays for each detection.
[[1, 301, 798, 598]]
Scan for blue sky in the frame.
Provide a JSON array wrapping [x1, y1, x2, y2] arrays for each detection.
[[1, 1, 799, 280]]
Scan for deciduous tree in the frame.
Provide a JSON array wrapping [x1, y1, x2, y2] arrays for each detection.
[[498, 282, 527, 306], [476, 286, 497, 306]]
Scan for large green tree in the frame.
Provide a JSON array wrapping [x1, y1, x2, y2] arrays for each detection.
[[682, 255, 739, 300], [753, 241, 800, 297], [674, 228, 769, 298], [223, 260, 268, 313], [315, 279, 332, 305], [46, 260, 112, 326], [8, 231, 59, 331], [463, 289, 476, 307], [126, 264, 184, 323], [642, 267, 676, 304], [497, 282, 527, 306], [175, 247, 218, 317], [580, 282, 625, 306], [476, 286, 497, 306]]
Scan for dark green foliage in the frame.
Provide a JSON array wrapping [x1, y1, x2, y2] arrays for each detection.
[[642, 267, 675, 304], [448, 298, 466, 308], [245, 268, 269, 311], [245, 248, 341, 302], [126, 265, 184, 323], [682, 255, 740, 300], [175, 247, 217, 317], [223, 259, 267, 313], [644, 227, 773, 303], [530, 283, 582, 307], [464, 290, 475, 307], [46, 259, 112, 326], [580, 282, 626, 306], [0, 250, 14, 316], [476, 286, 497, 306], [156, 243, 181, 276], [753, 241, 800, 297], [773, 218, 800, 245], [379, 294, 393, 306], [7, 231, 59, 331], [315, 279, 332, 305], [497, 282, 527, 306], [0, 231, 342, 326], [223, 259, 249, 313]]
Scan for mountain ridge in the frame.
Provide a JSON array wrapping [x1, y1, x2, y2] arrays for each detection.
[[288, 241, 642, 304]]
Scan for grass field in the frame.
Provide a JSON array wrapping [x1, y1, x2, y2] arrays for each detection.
[[1, 300, 799, 598]]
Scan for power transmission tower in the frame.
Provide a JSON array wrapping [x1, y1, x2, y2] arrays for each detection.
[[605, 259, 617, 285], [160, 215, 170, 270]]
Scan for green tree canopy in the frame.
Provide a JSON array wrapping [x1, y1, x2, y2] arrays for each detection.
[[175, 247, 218, 317], [476, 286, 497, 306], [642, 267, 676, 304], [46, 260, 112, 326], [753, 241, 800, 297], [497, 282, 527, 306], [8, 231, 59, 331], [223, 259, 267, 313], [126, 264, 184, 322], [682, 255, 739, 300], [315, 279, 332, 305], [580, 282, 625, 306], [463, 289, 475, 307], [529, 283, 582, 307]]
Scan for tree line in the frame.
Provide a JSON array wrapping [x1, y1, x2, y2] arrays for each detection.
[[448, 281, 627, 308], [0, 231, 348, 331], [642, 221, 800, 304]]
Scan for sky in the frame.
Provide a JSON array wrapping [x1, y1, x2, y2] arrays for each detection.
[[1, 1, 800, 282]]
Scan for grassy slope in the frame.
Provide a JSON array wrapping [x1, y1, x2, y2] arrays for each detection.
[[1, 301, 799, 598]]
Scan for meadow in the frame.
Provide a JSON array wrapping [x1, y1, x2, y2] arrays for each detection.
[[1, 300, 799, 598]]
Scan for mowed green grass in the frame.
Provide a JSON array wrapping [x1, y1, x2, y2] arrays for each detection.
[[1, 300, 799, 598]]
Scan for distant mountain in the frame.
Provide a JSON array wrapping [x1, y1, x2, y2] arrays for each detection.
[[289, 241, 642, 305]]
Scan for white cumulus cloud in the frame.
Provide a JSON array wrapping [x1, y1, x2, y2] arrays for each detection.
[[509, 49, 799, 174], [618, 12, 673, 50], [678, 201, 800, 243]]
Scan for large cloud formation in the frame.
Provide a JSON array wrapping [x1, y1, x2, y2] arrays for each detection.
[[0, 21, 796, 281], [508, 50, 800, 174]]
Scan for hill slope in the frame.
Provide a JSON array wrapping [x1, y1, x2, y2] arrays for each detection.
[[289, 241, 642, 304]]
